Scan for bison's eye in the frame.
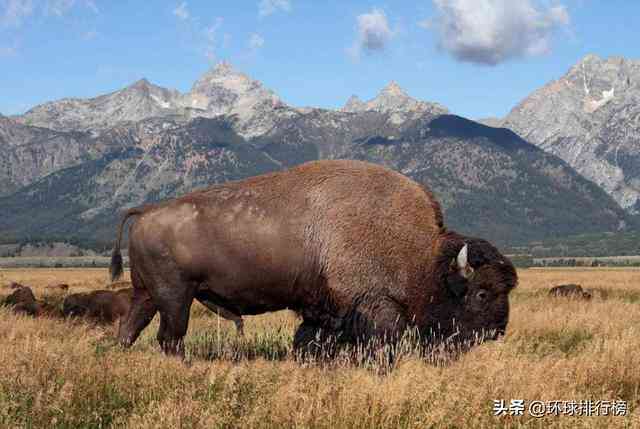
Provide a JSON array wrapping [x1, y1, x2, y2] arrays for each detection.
[[476, 289, 488, 301]]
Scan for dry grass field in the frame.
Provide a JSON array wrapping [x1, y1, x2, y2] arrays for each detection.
[[1, 267, 639, 428]]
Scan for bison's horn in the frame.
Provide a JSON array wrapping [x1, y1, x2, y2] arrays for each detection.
[[457, 244, 474, 279]]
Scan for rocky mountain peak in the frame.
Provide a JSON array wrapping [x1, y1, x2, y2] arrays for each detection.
[[380, 80, 406, 96], [565, 54, 637, 93], [340, 81, 447, 117], [578, 53, 601, 65], [212, 61, 235, 75], [128, 78, 152, 90], [342, 95, 366, 112], [189, 63, 281, 109], [368, 81, 418, 112], [133, 77, 150, 85], [12, 61, 293, 139], [15, 76, 184, 133], [183, 62, 292, 137], [502, 54, 640, 213], [191, 62, 261, 94]]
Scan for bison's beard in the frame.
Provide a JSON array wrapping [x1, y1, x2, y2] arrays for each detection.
[[417, 322, 505, 362]]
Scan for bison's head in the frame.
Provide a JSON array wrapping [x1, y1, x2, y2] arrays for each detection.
[[62, 294, 90, 318], [422, 237, 517, 349]]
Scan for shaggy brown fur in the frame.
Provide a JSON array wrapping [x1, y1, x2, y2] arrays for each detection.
[[62, 289, 134, 324], [4, 286, 41, 316], [549, 284, 592, 300], [110, 159, 517, 357]]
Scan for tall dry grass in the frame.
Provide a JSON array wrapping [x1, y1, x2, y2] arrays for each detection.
[[0, 267, 639, 428]]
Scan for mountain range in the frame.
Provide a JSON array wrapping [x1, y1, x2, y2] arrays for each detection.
[[501, 54, 640, 214], [1, 57, 637, 250]]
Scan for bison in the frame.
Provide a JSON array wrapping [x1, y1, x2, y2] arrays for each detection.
[[62, 289, 134, 324], [110, 160, 517, 357], [549, 284, 592, 300], [4, 286, 40, 316], [61, 288, 245, 334]]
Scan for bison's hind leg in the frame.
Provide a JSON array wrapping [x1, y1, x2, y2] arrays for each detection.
[[118, 273, 157, 348], [156, 303, 193, 357], [155, 278, 198, 358]]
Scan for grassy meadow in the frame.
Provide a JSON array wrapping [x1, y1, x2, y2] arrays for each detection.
[[0, 267, 639, 428]]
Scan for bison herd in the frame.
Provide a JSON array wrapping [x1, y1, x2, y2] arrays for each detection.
[[2, 282, 134, 324], [1, 282, 246, 332], [0, 160, 600, 362]]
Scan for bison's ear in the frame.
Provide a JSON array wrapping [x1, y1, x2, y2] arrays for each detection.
[[454, 244, 474, 280]]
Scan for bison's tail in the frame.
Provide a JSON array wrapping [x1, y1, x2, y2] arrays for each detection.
[[110, 208, 144, 282]]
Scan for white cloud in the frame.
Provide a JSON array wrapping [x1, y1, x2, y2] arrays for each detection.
[[248, 33, 264, 50], [1, 0, 98, 55], [1, 0, 97, 27], [204, 17, 222, 42], [258, 0, 290, 17], [44, 0, 98, 17], [84, 0, 97, 13], [172, 3, 226, 62], [348, 8, 394, 59], [45, 0, 74, 16], [1, 0, 34, 27], [202, 17, 223, 61], [429, 0, 570, 65], [173, 1, 189, 21]]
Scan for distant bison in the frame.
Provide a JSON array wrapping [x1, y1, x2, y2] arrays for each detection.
[[549, 284, 592, 300], [4, 286, 40, 316], [63, 289, 134, 324], [110, 159, 517, 357]]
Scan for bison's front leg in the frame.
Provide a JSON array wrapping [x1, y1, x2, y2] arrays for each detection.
[[343, 297, 409, 365], [293, 321, 341, 360]]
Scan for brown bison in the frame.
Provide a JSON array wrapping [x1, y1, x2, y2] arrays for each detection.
[[61, 288, 246, 333], [62, 289, 134, 324], [110, 160, 517, 357], [4, 286, 40, 315], [549, 284, 592, 300]]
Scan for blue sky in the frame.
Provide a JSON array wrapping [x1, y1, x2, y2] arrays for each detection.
[[1, 0, 640, 119]]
